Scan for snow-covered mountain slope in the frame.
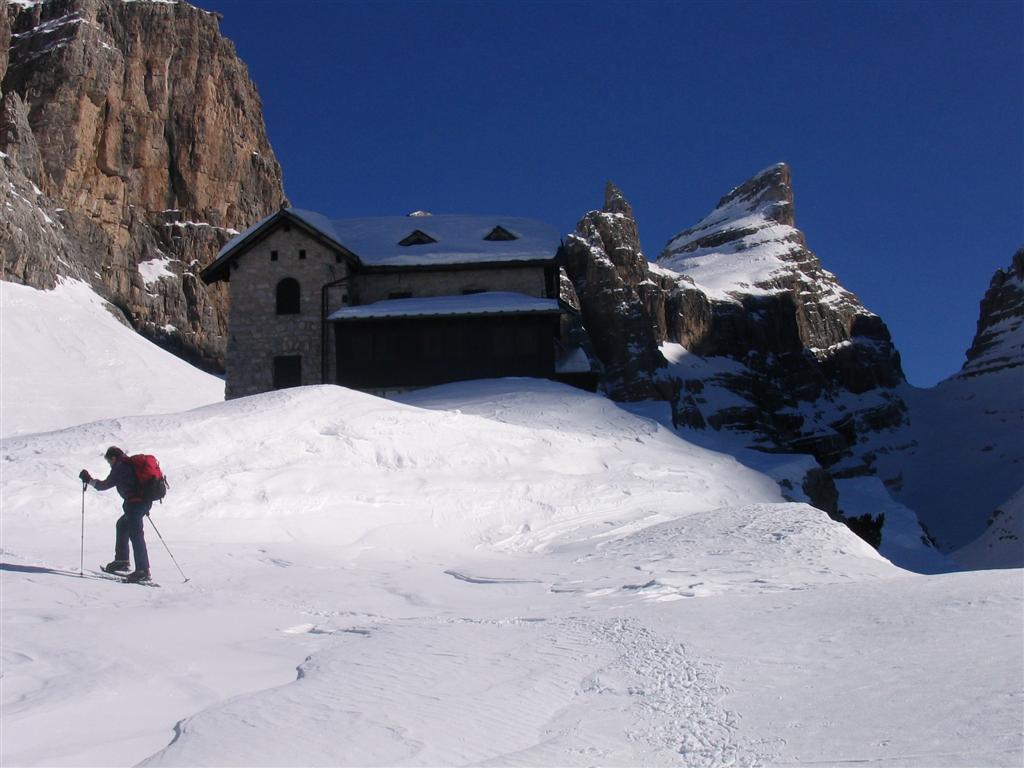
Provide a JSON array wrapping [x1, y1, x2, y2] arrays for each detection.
[[2, 285, 1021, 767], [870, 371, 1024, 555], [1, 279, 224, 437], [954, 487, 1024, 570], [865, 252, 1024, 560]]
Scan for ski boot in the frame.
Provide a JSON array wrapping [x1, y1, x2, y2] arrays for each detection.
[[124, 569, 152, 584], [102, 560, 131, 574]]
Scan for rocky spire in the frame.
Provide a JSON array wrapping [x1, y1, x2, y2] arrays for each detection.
[[603, 181, 633, 217], [561, 182, 666, 399], [959, 249, 1024, 378]]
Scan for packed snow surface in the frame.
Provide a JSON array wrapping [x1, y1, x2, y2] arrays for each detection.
[[1, 282, 1021, 767]]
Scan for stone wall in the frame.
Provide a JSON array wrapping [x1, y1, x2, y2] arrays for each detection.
[[225, 226, 349, 398], [354, 265, 549, 304]]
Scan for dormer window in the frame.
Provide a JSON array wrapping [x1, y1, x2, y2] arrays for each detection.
[[484, 225, 518, 242], [398, 229, 438, 247]]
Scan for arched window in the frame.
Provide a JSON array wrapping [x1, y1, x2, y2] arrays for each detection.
[[276, 278, 300, 315]]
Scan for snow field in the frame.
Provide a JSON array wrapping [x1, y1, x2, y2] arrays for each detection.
[[1, 280, 1021, 766]]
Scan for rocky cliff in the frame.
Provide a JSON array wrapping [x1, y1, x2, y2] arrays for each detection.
[[958, 248, 1024, 379], [563, 165, 921, 549], [561, 182, 669, 400], [1, 0, 286, 369], [564, 165, 907, 468], [657, 164, 904, 397]]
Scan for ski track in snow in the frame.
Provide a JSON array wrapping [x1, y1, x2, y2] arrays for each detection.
[[140, 615, 763, 768]]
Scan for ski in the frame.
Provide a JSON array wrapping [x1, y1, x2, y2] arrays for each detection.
[[94, 567, 160, 587]]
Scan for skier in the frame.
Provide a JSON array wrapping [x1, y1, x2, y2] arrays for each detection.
[[79, 446, 152, 583]]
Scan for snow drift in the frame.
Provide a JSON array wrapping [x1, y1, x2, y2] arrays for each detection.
[[2, 280, 1021, 767]]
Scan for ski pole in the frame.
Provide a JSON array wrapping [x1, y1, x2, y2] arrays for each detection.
[[80, 481, 87, 578], [145, 513, 189, 583]]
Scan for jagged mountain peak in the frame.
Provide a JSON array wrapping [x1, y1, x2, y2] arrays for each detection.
[[603, 180, 633, 217], [715, 162, 795, 227], [656, 164, 854, 313]]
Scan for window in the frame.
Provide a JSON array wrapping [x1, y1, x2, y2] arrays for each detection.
[[299, 249, 307, 260], [276, 278, 301, 315], [270, 250, 279, 261], [273, 355, 302, 389], [398, 229, 438, 247], [484, 225, 518, 242]]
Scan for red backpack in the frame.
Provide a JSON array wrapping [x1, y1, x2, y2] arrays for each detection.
[[128, 454, 169, 503]]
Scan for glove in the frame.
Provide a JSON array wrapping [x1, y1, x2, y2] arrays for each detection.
[[79, 469, 91, 483]]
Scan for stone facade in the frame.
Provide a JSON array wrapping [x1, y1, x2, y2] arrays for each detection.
[[220, 219, 560, 399], [225, 226, 350, 398]]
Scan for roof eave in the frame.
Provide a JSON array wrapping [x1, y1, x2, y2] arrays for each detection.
[[330, 307, 565, 322], [359, 256, 558, 273], [200, 209, 359, 285]]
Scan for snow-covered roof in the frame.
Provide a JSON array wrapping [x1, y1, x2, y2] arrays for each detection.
[[318, 213, 560, 267], [328, 292, 563, 321], [205, 209, 561, 283]]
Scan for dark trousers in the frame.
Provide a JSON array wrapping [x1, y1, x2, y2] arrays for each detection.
[[115, 501, 152, 570]]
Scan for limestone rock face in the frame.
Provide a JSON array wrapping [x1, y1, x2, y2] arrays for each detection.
[[1, 91, 44, 187], [561, 182, 667, 399], [958, 249, 1024, 378], [646, 164, 908, 471], [658, 163, 904, 395], [563, 165, 919, 551], [0, 0, 9, 87], [1, 0, 286, 370]]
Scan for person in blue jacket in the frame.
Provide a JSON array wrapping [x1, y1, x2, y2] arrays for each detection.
[[80, 446, 152, 583]]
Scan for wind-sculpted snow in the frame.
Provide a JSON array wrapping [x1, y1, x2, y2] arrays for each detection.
[[2, 380, 783, 553], [140, 616, 753, 767], [552, 503, 895, 601], [2, 302, 1021, 765]]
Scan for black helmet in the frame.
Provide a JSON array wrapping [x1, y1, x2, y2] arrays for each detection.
[[104, 446, 125, 460]]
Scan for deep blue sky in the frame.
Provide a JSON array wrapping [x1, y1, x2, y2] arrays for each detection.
[[196, 0, 1022, 387]]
